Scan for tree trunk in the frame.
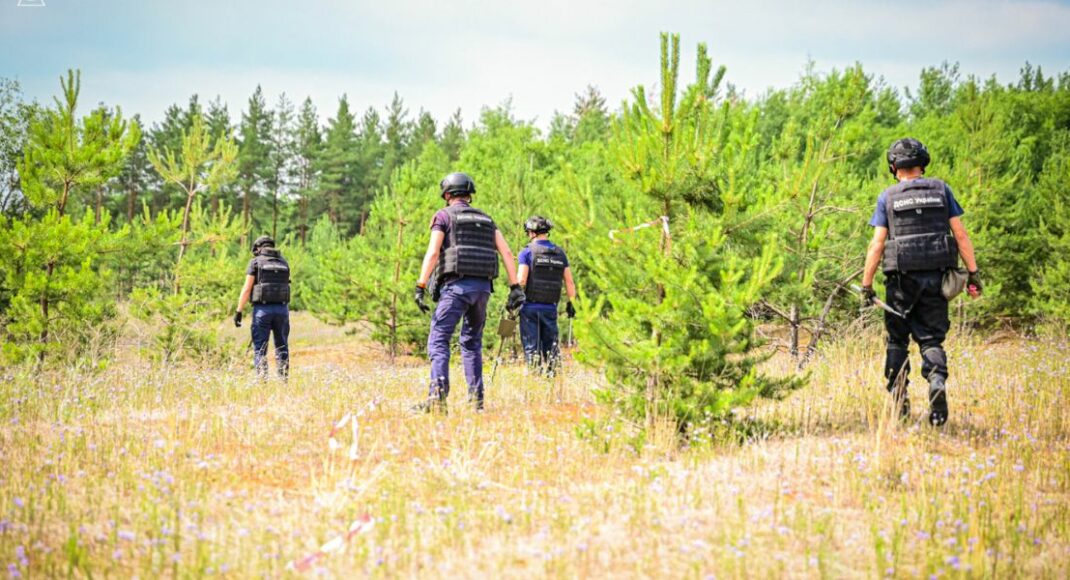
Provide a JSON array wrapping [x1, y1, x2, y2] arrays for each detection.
[[299, 197, 309, 244], [95, 187, 103, 224], [272, 188, 279, 239], [242, 188, 252, 240], [127, 185, 138, 221], [39, 182, 74, 364], [789, 303, 800, 358], [175, 189, 196, 293], [389, 214, 406, 361]]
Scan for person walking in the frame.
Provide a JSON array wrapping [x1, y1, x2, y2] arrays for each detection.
[[412, 172, 525, 412], [861, 138, 982, 425], [516, 215, 577, 375], [234, 235, 291, 380]]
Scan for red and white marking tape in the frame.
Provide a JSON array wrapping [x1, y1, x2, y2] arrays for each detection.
[[287, 514, 375, 572], [608, 215, 670, 242], [327, 399, 378, 460]]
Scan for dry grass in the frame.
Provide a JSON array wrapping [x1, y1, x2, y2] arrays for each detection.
[[1, 314, 1068, 578]]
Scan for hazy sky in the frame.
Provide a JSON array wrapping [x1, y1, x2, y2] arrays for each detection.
[[2, 0, 1069, 128]]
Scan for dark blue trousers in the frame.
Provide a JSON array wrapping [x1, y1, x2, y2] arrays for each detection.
[[520, 306, 560, 370], [427, 283, 490, 402], [252, 304, 290, 379]]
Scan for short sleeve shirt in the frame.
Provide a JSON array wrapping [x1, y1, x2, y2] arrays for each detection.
[[518, 239, 569, 269], [245, 253, 289, 282], [430, 201, 494, 293], [869, 180, 964, 228], [519, 239, 569, 310]]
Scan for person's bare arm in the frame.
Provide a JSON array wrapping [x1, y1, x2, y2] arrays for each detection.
[[236, 275, 255, 311], [563, 267, 577, 301], [862, 227, 888, 287], [949, 217, 978, 272], [417, 231, 446, 286], [517, 264, 529, 286], [494, 230, 519, 285]]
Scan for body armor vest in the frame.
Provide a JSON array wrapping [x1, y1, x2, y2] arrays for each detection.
[[251, 249, 291, 304], [438, 204, 499, 280], [525, 242, 567, 304], [882, 178, 959, 273]]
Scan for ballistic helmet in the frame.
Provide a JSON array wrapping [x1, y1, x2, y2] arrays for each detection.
[[524, 215, 553, 235], [887, 138, 931, 175], [252, 235, 275, 253], [440, 172, 476, 198]]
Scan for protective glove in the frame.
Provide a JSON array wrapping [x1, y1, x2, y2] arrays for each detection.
[[233, 310, 243, 327], [414, 283, 430, 314], [967, 270, 983, 297], [506, 284, 526, 313], [860, 285, 876, 309], [565, 301, 576, 319]]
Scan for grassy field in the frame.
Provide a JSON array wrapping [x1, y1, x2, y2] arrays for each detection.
[[1, 314, 1068, 578]]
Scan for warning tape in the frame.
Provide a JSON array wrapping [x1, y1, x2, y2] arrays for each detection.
[[327, 399, 378, 461], [607, 215, 670, 241], [287, 514, 375, 572], [287, 399, 382, 572]]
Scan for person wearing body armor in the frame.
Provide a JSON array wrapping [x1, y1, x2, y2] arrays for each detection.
[[516, 216, 577, 374], [234, 235, 291, 380], [412, 173, 525, 413], [861, 138, 982, 426]]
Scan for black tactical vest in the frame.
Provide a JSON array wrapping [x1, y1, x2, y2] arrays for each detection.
[[251, 249, 291, 304], [881, 178, 959, 273], [525, 242, 567, 304], [438, 204, 499, 280]]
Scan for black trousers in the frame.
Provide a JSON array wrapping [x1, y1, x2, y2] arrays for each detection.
[[883, 270, 949, 392]]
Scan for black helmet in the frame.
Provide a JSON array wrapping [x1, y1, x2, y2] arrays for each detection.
[[440, 172, 476, 198], [524, 215, 553, 234], [251, 235, 275, 253], [887, 138, 931, 175]]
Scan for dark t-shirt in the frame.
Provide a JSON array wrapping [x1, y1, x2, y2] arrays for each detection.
[[245, 252, 289, 282], [430, 201, 494, 293], [869, 179, 964, 228]]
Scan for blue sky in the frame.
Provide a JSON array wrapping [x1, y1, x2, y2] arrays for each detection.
[[2, 0, 1069, 127]]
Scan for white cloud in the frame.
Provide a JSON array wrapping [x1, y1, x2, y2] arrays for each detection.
[[5, 0, 1068, 126]]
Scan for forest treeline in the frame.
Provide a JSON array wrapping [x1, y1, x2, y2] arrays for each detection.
[[2, 35, 1068, 432]]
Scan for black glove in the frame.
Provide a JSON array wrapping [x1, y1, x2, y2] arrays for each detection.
[[565, 301, 576, 319], [414, 284, 430, 314], [234, 310, 243, 327], [967, 270, 983, 296], [860, 285, 876, 308], [506, 284, 526, 312]]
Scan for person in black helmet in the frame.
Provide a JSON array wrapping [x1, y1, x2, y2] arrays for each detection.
[[861, 138, 982, 426], [412, 172, 525, 412], [517, 215, 577, 375], [234, 235, 291, 380]]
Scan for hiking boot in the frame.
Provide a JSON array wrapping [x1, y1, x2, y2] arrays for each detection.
[[928, 377, 948, 426], [409, 398, 448, 415]]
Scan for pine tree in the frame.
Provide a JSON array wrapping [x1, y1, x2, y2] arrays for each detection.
[[7, 70, 138, 364], [355, 106, 385, 229], [316, 96, 361, 231], [571, 85, 611, 144], [268, 93, 296, 238], [237, 85, 274, 244], [577, 35, 798, 436], [114, 115, 154, 222], [440, 108, 465, 162], [148, 113, 238, 281], [204, 97, 235, 216], [0, 78, 35, 217], [293, 97, 322, 243]]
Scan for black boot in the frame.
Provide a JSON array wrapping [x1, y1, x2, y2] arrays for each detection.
[[410, 398, 448, 415], [928, 376, 948, 426]]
